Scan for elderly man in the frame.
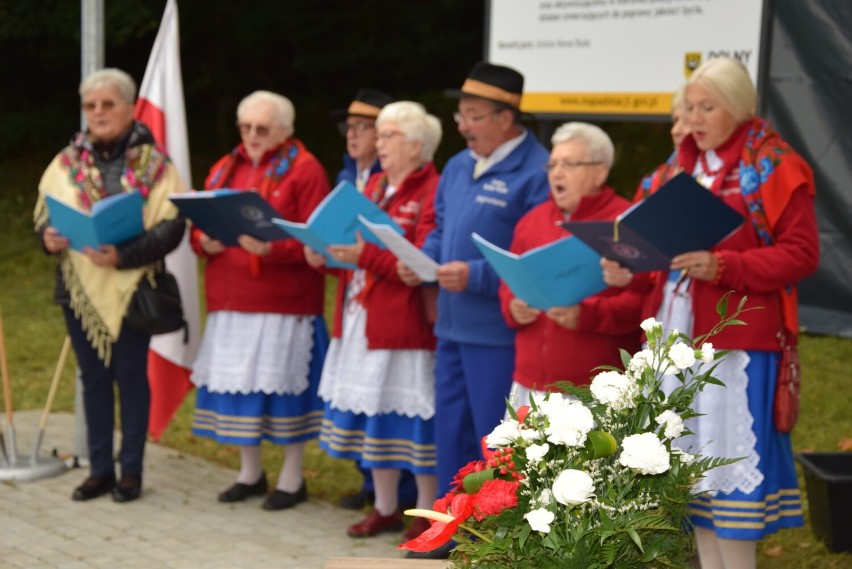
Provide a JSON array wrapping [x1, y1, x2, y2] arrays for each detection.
[[333, 88, 392, 191], [399, 62, 549, 557]]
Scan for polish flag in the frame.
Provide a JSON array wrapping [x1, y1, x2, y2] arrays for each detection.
[[134, 0, 201, 440]]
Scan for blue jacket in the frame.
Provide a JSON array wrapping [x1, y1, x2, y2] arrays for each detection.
[[335, 153, 382, 187], [421, 131, 550, 346]]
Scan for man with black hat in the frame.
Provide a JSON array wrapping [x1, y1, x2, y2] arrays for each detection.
[[399, 61, 549, 558], [333, 89, 392, 191]]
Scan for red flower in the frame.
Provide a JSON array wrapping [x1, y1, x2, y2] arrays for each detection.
[[516, 405, 531, 424], [451, 459, 487, 492], [473, 479, 519, 521], [399, 493, 476, 553]]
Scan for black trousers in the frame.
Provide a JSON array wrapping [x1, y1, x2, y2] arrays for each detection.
[[63, 306, 151, 478]]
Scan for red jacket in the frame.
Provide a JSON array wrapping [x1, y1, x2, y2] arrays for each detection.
[[331, 163, 439, 350], [640, 121, 819, 350], [190, 140, 330, 315], [500, 188, 646, 390]]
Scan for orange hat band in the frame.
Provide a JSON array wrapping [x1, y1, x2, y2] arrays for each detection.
[[461, 79, 521, 108], [347, 101, 382, 117]]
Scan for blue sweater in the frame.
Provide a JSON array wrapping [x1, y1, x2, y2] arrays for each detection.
[[421, 131, 550, 346]]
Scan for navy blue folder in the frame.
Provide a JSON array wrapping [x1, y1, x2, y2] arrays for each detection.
[[169, 189, 290, 247], [562, 172, 744, 272]]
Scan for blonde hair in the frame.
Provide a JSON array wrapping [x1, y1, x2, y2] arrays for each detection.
[[79, 68, 136, 103], [377, 101, 443, 162], [237, 90, 295, 136], [671, 83, 686, 114], [551, 122, 614, 169], [687, 57, 756, 122]]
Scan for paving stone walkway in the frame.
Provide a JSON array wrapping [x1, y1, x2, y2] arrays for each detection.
[[0, 411, 408, 568]]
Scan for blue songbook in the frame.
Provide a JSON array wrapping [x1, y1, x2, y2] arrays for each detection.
[[562, 172, 744, 272], [46, 191, 143, 252], [169, 189, 290, 246], [471, 232, 607, 310], [272, 181, 403, 269]]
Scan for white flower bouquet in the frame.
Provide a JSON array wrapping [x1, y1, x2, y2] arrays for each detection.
[[401, 295, 747, 568]]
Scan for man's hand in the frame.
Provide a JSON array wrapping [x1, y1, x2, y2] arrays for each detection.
[[436, 261, 469, 292]]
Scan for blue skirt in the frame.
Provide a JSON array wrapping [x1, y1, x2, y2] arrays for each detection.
[[320, 407, 436, 474], [192, 318, 329, 446], [690, 350, 804, 540]]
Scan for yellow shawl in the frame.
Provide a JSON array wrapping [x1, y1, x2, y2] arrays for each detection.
[[34, 151, 184, 363]]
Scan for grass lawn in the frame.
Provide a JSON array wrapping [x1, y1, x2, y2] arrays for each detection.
[[1, 158, 850, 567]]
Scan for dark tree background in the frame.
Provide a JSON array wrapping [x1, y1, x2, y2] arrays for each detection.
[[0, 0, 670, 194]]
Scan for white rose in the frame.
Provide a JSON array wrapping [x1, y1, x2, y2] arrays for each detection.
[[669, 342, 696, 370], [544, 399, 594, 447], [701, 343, 715, 364], [552, 469, 595, 506], [640, 317, 660, 333], [485, 419, 520, 448], [619, 432, 671, 475], [520, 429, 541, 443], [655, 410, 684, 439], [525, 443, 550, 462], [590, 371, 638, 411], [524, 508, 555, 533]]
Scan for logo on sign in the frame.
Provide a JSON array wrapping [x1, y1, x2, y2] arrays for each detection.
[[684, 52, 702, 78]]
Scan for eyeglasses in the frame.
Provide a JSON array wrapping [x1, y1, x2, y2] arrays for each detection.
[[81, 100, 119, 112], [453, 110, 500, 126], [376, 130, 406, 142], [236, 122, 272, 137], [544, 160, 603, 172], [338, 121, 375, 137]]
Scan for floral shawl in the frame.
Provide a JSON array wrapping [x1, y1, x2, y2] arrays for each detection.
[[34, 122, 184, 362], [637, 116, 815, 334]]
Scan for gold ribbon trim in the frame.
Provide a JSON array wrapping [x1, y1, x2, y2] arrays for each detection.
[[347, 101, 382, 117], [461, 79, 522, 108]]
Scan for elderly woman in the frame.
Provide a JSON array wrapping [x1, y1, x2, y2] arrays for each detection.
[[306, 101, 441, 540], [606, 58, 818, 569], [500, 123, 645, 403], [189, 91, 330, 511], [34, 68, 186, 503]]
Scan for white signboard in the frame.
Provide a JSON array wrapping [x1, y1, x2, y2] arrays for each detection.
[[487, 0, 768, 117]]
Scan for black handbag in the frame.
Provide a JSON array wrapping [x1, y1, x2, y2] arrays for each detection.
[[126, 265, 187, 339]]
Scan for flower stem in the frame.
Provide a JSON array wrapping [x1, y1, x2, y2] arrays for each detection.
[[459, 524, 493, 543]]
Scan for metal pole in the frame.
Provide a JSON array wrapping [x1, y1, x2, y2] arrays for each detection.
[[74, 0, 105, 466]]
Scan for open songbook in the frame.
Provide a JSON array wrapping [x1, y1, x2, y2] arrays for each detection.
[[563, 172, 744, 272]]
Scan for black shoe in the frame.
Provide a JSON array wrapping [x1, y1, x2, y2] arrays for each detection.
[[72, 475, 116, 501], [262, 481, 307, 511], [338, 488, 375, 510], [404, 541, 455, 559], [218, 473, 268, 503], [112, 474, 142, 503]]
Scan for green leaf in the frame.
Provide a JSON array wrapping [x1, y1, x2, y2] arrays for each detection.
[[627, 528, 644, 552], [463, 468, 497, 493]]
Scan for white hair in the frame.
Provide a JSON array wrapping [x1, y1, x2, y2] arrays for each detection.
[[550, 122, 614, 169], [79, 68, 136, 103], [377, 101, 443, 162], [237, 90, 296, 136]]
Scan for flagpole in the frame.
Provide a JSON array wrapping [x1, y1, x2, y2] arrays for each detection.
[[75, 0, 105, 466]]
